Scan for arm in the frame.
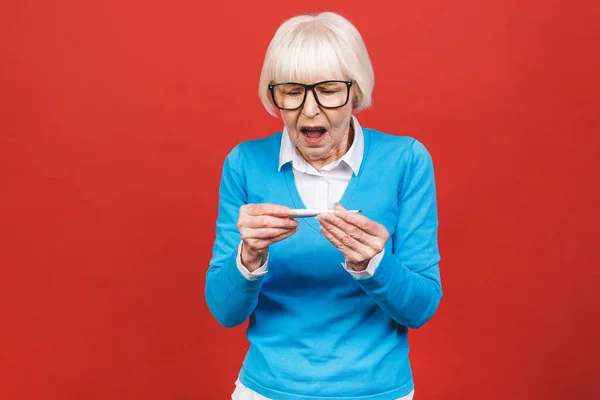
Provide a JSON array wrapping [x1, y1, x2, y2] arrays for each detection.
[[205, 146, 298, 328], [205, 146, 263, 328], [359, 140, 442, 328], [319, 140, 442, 328]]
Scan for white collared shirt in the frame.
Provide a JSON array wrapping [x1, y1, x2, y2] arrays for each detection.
[[232, 116, 404, 399], [236, 115, 383, 280], [277, 115, 363, 210], [233, 379, 414, 400]]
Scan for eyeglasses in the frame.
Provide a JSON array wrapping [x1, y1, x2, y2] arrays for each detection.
[[268, 80, 353, 110]]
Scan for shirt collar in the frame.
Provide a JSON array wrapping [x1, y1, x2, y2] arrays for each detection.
[[278, 115, 364, 176]]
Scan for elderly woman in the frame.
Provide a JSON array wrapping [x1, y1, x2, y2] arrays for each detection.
[[205, 11, 442, 400]]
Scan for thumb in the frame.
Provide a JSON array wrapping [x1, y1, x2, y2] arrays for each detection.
[[334, 202, 346, 211]]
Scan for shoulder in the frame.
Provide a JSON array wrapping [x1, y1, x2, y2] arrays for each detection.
[[225, 132, 282, 162], [363, 128, 433, 166], [238, 131, 282, 153], [222, 132, 283, 176]]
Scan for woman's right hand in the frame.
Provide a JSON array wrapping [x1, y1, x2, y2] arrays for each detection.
[[237, 204, 299, 271]]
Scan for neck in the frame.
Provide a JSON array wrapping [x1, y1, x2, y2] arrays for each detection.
[[301, 121, 355, 171]]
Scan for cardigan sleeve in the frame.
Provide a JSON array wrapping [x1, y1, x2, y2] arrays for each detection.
[[354, 139, 443, 329], [205, 145, 265, 328]]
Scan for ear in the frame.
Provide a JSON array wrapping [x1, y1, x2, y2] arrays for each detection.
[[266, 89, 281, 118], [352, 94, 360, 109], [351, 86, 362, 109]]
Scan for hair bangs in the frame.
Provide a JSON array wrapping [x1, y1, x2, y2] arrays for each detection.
[[272, 29, 349, 84], [259, 12, 374, 117]]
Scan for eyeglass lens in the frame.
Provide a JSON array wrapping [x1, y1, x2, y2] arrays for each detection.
[[273, 81, 348, 109]]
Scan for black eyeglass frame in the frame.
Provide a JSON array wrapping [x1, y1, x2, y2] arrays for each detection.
[[268, 80, 353, 110]]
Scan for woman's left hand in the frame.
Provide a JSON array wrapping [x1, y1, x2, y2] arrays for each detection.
[[318, 204, 390, 271]]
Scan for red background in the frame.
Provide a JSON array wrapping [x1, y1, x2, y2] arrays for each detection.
[[1, 0, 599, 399]]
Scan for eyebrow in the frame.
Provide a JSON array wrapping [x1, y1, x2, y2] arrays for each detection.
[[317, 82, 339, 87], [280, 83, 304, 88]]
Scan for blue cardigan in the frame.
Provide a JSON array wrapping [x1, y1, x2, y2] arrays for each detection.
[[206, 128, 442, 400]]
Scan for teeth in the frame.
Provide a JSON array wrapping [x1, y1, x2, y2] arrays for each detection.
[[302, 128, 325, 134], [302, 128, 325, 139]]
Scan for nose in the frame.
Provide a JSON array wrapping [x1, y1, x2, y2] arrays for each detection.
[[301, 89, 320, 118]]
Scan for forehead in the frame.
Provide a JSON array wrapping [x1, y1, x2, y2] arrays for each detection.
[[271, 33, 350, 84], [277, 80, 346, 87], [278, 78, 346, 86]]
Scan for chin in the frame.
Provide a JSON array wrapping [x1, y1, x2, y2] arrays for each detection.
[[306, 149, 327, 160]]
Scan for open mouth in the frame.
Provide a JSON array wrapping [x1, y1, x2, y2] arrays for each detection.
[[301, 126, 326, 138]]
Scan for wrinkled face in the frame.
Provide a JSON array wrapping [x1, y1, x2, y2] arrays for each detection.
[[279, 80, 354, 169]]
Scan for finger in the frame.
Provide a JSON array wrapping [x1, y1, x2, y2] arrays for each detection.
[[319, 213, 386, 258], [244, 226, 298, 251], [241, 227, 295, 240], [318, 213, 379, 248], [245, 203, 292, 217], [319, 224, 363, 261], [333, 206, 388, 239], [270, 226, 298, 243], [242, 215, 298, 229], [319, 217, 376, 259]]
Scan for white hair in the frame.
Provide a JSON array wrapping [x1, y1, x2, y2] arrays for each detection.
[[258, 12, 375, 117]]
